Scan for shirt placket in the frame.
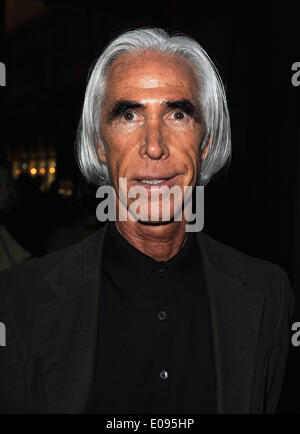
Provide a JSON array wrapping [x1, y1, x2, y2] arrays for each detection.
[[154, 266, 175, 414]]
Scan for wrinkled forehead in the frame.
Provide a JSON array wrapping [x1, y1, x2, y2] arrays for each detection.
[[103, 51, 200, 103]]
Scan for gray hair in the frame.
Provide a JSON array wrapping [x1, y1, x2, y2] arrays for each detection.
[[76, 27, 231, 186]]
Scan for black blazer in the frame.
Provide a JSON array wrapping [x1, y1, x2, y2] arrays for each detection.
[[0, 223, 294, 414]]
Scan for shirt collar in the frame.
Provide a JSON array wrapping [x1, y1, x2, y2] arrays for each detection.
[[102, 221, 202, 298]]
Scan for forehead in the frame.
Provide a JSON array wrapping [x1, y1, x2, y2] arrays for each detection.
[[104, 51, 199, 102]]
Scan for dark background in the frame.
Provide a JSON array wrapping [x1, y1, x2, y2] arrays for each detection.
[[0, 0, 299, 413]]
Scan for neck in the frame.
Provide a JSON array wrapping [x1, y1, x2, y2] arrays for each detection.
[[115, 219, 188, 262]]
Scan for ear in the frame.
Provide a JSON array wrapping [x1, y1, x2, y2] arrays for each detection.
[[97, 143, 107, 164], [201, 135, 212, 161]]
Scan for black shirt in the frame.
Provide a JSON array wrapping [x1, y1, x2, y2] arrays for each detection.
[[85, 221, 216, 414]]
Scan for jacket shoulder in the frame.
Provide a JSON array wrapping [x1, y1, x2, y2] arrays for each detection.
[[0, 226, 105, 306], [200, 231, 283, 272], [199, 231, 294, 312]]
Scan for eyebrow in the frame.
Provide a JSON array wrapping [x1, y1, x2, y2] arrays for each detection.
[[107, 98, 200, 122], [165, 99, 197, 117], [107, 100, 144, 122]]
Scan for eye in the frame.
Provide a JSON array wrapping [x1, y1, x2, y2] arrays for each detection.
[[123, 110, 137, 121], [171, 110, 187, 120]]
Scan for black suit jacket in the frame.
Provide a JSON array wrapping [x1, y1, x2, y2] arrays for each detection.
[[0, 223, 294, 413]]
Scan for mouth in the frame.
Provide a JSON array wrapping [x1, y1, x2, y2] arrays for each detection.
[[131, 174, 182, 190]]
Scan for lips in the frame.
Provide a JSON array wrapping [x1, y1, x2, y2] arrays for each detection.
[[131, 174, 182, 190], [134, 174, 177, 180]]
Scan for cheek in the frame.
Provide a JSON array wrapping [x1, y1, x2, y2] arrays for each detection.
[[174, 133, 201, 185], [104, 123, 142, 151], [170, 128, 201, 163], [103, 128, 142, 176]]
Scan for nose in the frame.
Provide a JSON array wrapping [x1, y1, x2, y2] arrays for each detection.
[[139, 119, 169, 160]]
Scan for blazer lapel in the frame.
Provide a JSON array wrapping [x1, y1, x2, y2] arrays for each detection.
[[197, 232, 265, 413], [35, 224, 108, 414]]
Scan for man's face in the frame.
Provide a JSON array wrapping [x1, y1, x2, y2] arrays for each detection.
[[98, 51, 207, 223]]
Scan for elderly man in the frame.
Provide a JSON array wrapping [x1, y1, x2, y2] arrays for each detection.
[[0, 28, 294, 414]]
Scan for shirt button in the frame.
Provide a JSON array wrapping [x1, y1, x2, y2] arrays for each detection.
[[159, 267, 167, 273], [157, 310, 167, 320], [160, 370, 168, 380]]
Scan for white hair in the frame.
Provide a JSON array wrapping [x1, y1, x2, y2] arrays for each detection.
[[76, 27, 231, 186]]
